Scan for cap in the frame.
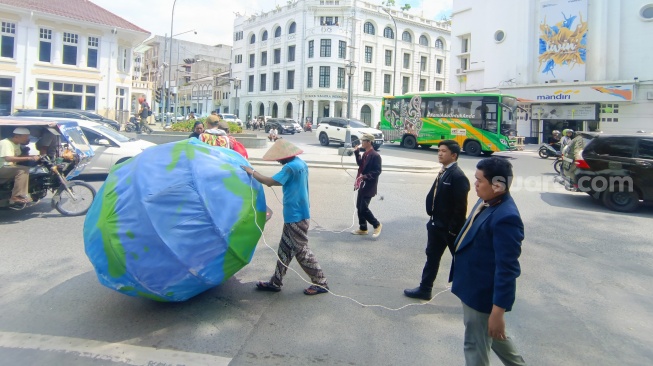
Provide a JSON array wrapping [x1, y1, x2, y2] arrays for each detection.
[[262, 139, 304, 161], [361, 133, 375, 142], [13, 127, 31, 135]]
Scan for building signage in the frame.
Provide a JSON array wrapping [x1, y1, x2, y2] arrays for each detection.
[[304, 94, 346, 99], [531, 103, 599, 121], [537, 0, 588, 83], [503, 84, 633, 103]]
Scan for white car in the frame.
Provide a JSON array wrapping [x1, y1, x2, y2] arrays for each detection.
[[316, 117, 384, 149], [218, 113, 243, 127], [75, 120, 155, 174]]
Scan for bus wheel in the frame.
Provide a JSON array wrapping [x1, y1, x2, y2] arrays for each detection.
[[465, 141, 482, 156], [403, 135, 417, 149]]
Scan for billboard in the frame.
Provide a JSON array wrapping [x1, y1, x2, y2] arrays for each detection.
[[531, 103, 599, 121], [507, 85, 634, 103], [538, 0, 588, 83]]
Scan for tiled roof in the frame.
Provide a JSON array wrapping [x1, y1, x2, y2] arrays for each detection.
[[0, 0, 148, 34]]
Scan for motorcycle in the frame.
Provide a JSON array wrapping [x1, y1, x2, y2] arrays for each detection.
[[124, 116, 152, 134], [0, 119, 96, 216], [304, 122, 313, 132], [538, 143, 561, 159], [553, 155, 563, 174]]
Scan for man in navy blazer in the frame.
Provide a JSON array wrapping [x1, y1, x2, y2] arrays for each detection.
[[449, 157, 526, 366]]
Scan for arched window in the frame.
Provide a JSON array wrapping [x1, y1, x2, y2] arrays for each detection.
[[383, 27, 394, 39], [363, 22, 375, 35], [419, 35, 428, 46], [286, 103, 293, 118], [402, 31, 412, 43], [262, 30, 268, 41], [289, 22, 296, 34], [274, 26, 281, 38], [435, 38, 444, 49], [250, 34, 256, 44], [360, 105, 372, 125], [258, 104, 265, 117]]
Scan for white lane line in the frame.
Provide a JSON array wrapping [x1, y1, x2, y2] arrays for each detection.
[[0, 331, 231, 366]]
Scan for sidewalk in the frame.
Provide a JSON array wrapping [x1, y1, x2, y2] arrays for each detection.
[[146, 121, 438, 173]]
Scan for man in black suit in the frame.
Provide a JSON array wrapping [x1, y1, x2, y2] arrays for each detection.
[[351, 134, 383, 238], [404, 140, 470, 300]]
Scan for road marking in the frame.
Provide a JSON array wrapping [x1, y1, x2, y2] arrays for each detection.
[[0, 331, 232, 366]]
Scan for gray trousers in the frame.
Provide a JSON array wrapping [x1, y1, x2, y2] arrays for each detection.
[[462, 302, 526, 366]]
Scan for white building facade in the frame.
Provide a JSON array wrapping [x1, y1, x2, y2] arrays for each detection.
[[231, 0, 451, 126], [450, 0, 653, 143], [0, 0, 149, 122]]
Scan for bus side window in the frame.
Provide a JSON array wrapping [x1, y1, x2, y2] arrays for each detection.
[[483, 103, 498, 133]]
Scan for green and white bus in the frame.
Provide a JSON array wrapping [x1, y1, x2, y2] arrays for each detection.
[[380, 92, 519, 156]]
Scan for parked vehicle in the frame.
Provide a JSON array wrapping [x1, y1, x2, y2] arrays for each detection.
[[265, 119, 296, 135], [316, 117, 383, 150], [0, 118, 96, 215], [73, 119, 156, 174], [554, 133, 653, 212], [538, 143, 561, 158], [12, 109, 120, 131], [218, 113, 243, 127], [285, 119, 303, 133]]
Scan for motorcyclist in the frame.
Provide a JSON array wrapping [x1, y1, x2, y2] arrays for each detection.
[[0, 127, 40, 207], [548, 130, 561, 151], [561, 129, 574, 148]]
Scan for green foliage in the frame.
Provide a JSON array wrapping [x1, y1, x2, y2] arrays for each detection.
[[401, 4, 411, 11], [228, 122, 243, 134], [382, 0, 396, 6]]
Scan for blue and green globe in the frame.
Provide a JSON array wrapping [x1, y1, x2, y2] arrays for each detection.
[[84, 139, 266, 301]]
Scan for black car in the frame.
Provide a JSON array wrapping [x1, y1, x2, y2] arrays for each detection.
[[265, 118, 295, 135], [13, 109, 121, 131], [555, 133, 653, 212]]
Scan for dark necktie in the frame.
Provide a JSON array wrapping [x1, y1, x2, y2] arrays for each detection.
[[431, 166, 447, 212]]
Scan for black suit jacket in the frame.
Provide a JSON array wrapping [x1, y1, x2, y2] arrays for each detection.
[[425, 163, 470, 234], [355, 148, 382, 197]]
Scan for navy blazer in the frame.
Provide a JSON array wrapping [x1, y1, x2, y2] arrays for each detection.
[[449, 193, 524, 314]]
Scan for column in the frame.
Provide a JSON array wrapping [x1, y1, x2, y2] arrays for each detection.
[[329, 100, 335, 118]]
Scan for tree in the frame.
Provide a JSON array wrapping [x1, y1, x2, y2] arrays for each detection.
[[401, 4, 411, 11], [381, 0, 396, 6]]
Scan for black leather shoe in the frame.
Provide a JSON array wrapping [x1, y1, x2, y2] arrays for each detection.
[[404, 287, 432, 300]]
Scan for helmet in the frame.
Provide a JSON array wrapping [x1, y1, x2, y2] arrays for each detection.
[[552, 130, 560, 135], [566, 129, 574, 134]]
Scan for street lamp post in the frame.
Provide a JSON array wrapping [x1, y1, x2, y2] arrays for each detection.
[[345, 61, 357, 148], [165, 0, 178, 128], [233, 78, 241, 119], [382, 7, 398, 96], [345, 61, 357, 119]]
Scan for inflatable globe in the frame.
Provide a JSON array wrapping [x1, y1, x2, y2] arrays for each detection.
[[83, 139, 266, 302]]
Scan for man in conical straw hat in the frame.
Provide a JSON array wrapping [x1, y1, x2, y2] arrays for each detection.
[[241, 139, 329, 295]]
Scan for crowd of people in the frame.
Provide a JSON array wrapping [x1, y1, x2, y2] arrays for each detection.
[[241, 137, 526, 366]]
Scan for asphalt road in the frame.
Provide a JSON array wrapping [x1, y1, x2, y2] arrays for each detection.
[[1, 138, 652, 365]]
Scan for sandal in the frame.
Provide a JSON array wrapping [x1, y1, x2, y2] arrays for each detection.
[[9, 196, 31, 205], [304, 284, 329, 296], [256, 281, 281, 292]]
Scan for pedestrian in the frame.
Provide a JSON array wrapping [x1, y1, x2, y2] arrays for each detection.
[[137, 96, 150, 133], [241, 139, 329, 295], [188, 121, 204, 139], [449, 157, 526, 366], [351, 134, 383, 238], [268, 126, 279, 142], [404, 140, 470, 300]]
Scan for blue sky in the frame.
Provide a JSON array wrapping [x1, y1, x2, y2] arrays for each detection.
[[92, 0, 452, 46]]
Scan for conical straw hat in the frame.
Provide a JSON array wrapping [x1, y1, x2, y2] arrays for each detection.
[[262, 139, 304, 161]]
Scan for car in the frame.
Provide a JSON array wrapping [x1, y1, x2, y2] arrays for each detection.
[[218, 113, 243, 127], [265, 118, 296, 135], [284, 119, 303, 133], [316, 117, 384, 150], [12, 109, 120, 131], [554, 132, 653, 212], [74, 119, 156, 174]]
